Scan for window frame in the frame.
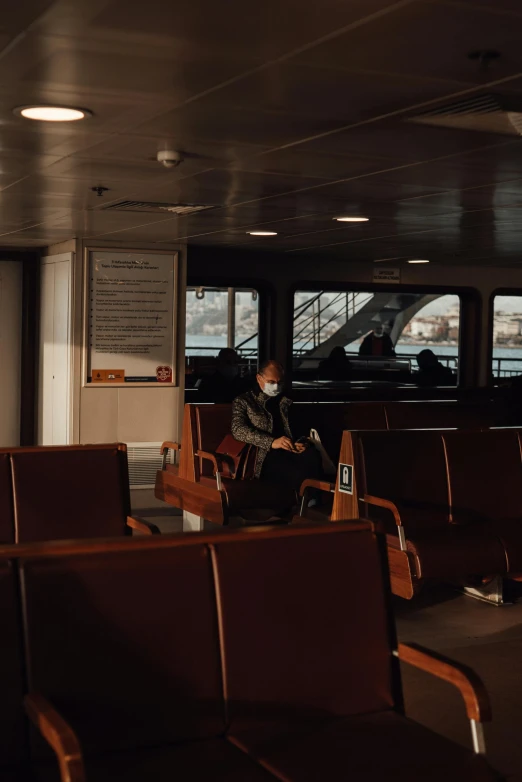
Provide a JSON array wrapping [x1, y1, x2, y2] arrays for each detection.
[[186, 277, 271, 365], [288, 281, 481, 388], [488, 288, 522, 383]]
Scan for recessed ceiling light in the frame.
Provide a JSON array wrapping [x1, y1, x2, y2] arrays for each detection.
[[247, 231, 278, 236], [408, 259, 430, 264], [334, 216, 369, 222], [14, 105, 92, 122]]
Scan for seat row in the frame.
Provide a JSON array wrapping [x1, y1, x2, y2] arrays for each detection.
[[0, 523, 499, 781], [0, 444, 157, 543], [155, 400, 497, 524], [300, 428, 522, 600]]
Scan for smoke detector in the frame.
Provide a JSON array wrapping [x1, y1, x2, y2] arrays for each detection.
[[156, 149, 183, 168]]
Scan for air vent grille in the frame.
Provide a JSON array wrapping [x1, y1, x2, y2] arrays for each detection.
[[102, 200, 216, 215], [407, 94, 522, 136], [127, 442, 174, 488]]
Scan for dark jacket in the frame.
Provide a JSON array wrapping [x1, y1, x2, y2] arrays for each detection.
[[359, 333, 395, 357], [415, 363, 456, 387], [197, 372, 251, 403], [231, 387, 293, 478]]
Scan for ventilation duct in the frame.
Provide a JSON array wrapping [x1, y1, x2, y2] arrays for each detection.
[[101, 200, 216, 215], [407, 94, 522, 136], [127, 442, 174, 488]]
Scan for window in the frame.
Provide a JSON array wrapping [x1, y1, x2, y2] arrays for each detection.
[[185, 287, 259, 359], [491, 295, 522, 379], [395, 294, 460, 373], [293, 290, 460, 385]]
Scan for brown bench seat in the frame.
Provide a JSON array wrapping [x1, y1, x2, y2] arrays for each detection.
[[0, 561, 25, 778], [0, 523, 499, 780], [157, 401, 497, 525], [326, 428, 522, 599], [0, 444, 157, 544]]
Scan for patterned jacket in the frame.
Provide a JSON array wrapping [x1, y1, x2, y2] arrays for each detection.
[[231, 387, 293, 478]]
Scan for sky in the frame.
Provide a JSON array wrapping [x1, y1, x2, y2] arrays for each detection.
[[492, 296, 522, 314]]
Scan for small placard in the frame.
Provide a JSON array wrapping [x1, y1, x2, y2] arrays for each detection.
[[372, 267, 400, 284], [91, 369, 125, 383], [338, 463, 353, 495]]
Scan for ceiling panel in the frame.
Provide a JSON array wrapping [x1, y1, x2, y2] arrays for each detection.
[[293, 2, 522, 84], [88, 0, 404, 60], [0, 0, 521, 265]]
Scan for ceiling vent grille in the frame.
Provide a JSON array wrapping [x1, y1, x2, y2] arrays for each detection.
[[407, 94, 522, 136], [127, 442, 174, 489], [101, 200, 216, 215]]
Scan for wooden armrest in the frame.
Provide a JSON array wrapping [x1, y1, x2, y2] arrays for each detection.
[[196, 449, 226, 474], [364, 494, 403, 527], [398, 642, 491, 723], [126, 515, 161, 535], [299, 478, 335, 496], [160, 441, 180, 470], [160, 441, 180, 453], [25, 693, 85, 782]]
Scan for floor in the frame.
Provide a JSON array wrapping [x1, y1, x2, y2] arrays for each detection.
[[395, 588, 522, 781], [131, 490, 522, 780]]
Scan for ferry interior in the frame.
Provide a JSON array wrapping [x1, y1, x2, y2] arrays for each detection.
[[4, 0, 522, 779]]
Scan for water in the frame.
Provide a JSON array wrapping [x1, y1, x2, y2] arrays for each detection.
[[186, 335, 522, 374]]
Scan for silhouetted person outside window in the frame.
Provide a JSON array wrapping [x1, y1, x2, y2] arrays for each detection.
[[197, 348, 250, 402], [415, 349, 456, 387], [359, 324, 395, 357], [319, 346, 351, 380]]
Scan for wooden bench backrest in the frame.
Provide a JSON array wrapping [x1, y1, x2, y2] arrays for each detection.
[[442, 429, 522, 524], [21, 544, 225, 755], [0, 562, 25, 770], [334, 427, 522, 530], [10, 444, 130, 543], [180, 401, 496, 484], [19, 523, 397, 756], [383, 401, 496, 430], [213, 524, 396, 721], [0, 453, 14, 544], [347, 430, 450, 533]]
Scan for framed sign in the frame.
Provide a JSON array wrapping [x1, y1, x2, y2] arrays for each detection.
[[84, 249, 177, 386]]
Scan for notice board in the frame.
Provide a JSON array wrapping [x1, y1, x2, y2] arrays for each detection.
[[85, 249, 177, 385]]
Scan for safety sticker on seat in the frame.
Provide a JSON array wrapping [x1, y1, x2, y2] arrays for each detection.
[[338, 464, 353, 495]]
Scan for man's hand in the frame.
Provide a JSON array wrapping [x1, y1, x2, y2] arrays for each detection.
[[272, 436, 295, 451]]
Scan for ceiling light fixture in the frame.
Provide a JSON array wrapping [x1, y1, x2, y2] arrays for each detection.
[[408, 259, 430, 264], [247, 231, 278, 236], [334, 216, 369, 222], [14, 105, 91, 122]]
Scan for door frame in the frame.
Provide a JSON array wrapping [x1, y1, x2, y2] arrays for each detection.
[[0, 250, 39, 445]]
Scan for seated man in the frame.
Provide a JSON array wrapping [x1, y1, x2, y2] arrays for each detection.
[[319, 346, 351, 380], [231, 359, 322, 493], [197, 348, 251, 402], [415, 348, 456, 386], [359, 324, 396, 357]]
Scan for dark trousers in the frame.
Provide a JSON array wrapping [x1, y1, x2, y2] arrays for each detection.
[[261, 446, 323, 492]]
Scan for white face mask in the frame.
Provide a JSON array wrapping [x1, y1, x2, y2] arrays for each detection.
[[263, 381, 281, 397]]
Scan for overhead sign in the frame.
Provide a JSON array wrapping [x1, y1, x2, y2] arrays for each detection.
[[338, 463, 354, 495], [372, 267, 401, 284], [87, 250, 177, 384]]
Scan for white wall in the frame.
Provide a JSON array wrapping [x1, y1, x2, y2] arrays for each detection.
[[38, 253, 73, 445], [0, 261, 22, 447]]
